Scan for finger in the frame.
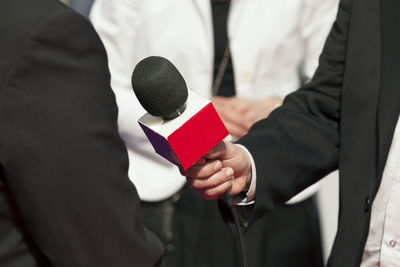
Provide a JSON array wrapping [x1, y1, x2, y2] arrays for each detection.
[[205, 140, 238, 162], [203, 141, 227, 159], [193, 157, 206, 166], [180, 160, 222, 179], [200, 180, 233, 200], [230, 176, 249, 195], [190, 167, 234, 189]]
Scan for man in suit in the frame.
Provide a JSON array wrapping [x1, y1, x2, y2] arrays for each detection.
[[0, 0, 163, 266], [182, 0, 400, 265]]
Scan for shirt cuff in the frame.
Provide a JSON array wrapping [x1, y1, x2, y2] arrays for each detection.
[[233, 144, 257, 206]]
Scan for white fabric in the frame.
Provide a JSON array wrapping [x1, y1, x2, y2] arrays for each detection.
[[361, 116, 400, 266], [90, 0, 338, 201]]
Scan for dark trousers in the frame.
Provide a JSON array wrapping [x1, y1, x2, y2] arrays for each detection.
[[245, 197, 324, 267], [142, 184, 323, 267]]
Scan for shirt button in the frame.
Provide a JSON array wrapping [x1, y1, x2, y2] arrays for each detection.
[[389, 240, 396, 248], [364, 196, 371, 213]]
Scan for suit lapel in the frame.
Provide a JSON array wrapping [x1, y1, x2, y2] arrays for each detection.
[[339, 0, 381, 198], [376, 0, 400, 182]]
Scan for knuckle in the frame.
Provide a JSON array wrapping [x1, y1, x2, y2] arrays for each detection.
[[192, 179, 206, 189], [205, 187, 218, 197]]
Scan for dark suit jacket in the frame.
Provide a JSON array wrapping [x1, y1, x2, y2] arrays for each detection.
[[237, 0, 400, 266], [0, 0, 164, 266]]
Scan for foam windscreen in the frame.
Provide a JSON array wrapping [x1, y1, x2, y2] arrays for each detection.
[[131, 56, 188, 118]]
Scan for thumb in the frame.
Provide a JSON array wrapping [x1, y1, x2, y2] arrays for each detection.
[[204, 140, 236, 160]]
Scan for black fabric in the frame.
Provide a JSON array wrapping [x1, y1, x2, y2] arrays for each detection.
[[244, 198, 324, 267], [235, 0, 399, 265], [376, 0, 400, 185], [0, 0, 164, 266], [219, 198, 324, 267], [211, 1, 236, 97], [142, 185, 240, 267]]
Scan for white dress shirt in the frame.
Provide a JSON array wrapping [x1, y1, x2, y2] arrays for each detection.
[[90, 0, 337, 201], [361, 116, 400, 266]]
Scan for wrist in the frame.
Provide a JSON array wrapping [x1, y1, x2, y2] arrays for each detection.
[[241, 147, 253, 192]]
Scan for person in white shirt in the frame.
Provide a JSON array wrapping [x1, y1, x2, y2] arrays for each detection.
[[90, 0, 337, 266]]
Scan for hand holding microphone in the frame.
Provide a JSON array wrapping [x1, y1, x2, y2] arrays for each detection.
[[131, 56, 252, 199], [181, 140, 253, 200]]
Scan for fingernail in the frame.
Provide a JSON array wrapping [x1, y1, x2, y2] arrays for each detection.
[[214, 161, 222, 170], [226, 168, 234, 177]]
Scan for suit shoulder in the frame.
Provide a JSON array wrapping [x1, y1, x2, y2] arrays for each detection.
[[0, 0, 74, 44], [0, 0, 100, 91]]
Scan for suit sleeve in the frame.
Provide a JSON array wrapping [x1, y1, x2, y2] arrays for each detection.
[[0, 9, 163, 267], [237, 0, 353, 223], [282, 0, 340, 205]]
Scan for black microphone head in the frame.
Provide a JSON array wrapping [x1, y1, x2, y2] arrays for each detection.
[[131, 56, 188, 120]]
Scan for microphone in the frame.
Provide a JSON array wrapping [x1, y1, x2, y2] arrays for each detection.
[[131, 56, 229, 170]]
